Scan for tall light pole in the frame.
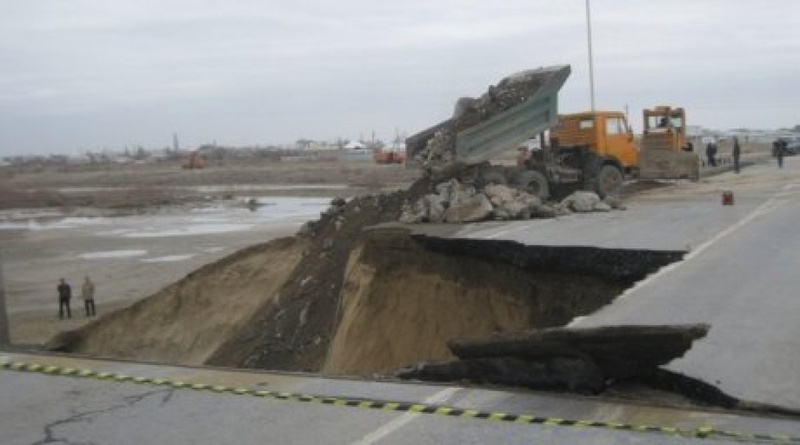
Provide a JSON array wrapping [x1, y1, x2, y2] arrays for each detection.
[[585, 0, 596, 112]]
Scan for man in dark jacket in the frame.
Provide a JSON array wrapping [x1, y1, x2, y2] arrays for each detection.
[[774, 139, 787, 168], [706, 140, 718, 167], [57, 278, 72, 319], [732, 136, 741, 173]]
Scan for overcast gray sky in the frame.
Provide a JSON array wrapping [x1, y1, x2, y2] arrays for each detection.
[[1, 0, 798, 156]]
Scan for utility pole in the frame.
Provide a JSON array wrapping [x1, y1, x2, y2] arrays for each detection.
[[0, 253, 10, 347], [585, 0, 596, 112]]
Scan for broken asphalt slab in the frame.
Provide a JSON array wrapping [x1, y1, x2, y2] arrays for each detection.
[[398, 324, 708, 393]]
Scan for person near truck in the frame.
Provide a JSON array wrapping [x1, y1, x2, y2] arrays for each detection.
[[732, 136, 741, 173], [81, 276, 97, 317], [57, 278, 72, 319], [705, 140, 718, 167]]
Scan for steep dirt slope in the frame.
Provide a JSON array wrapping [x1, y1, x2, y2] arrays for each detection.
[[323, 226, 637, 375], [48, 237, 307, 365], [206, 189, 417, 371]]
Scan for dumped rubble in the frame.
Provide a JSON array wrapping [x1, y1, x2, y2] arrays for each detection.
[[397, 324, 709, 392], [399, 179, 622, 224], [406, 67, 562, 177]]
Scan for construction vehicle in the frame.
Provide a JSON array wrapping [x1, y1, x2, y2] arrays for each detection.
[[405, 65, 699, 198], [181, 151, 205, 169], [373, 150, 406, 164], [637, 106, 700, 180]]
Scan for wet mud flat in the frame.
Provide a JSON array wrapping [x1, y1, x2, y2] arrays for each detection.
[[0, 198, 329, 345]]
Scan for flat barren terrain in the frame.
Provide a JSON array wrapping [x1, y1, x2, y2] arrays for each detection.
[[0, 158, 418, 346]]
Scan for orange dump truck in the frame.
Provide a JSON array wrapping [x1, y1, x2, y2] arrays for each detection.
[[406, 65, 699, 198]]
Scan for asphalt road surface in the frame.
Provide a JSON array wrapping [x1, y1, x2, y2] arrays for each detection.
[[572, 180, 800, 411], [1, 352, 799, 444], [425, 157, 800, 412]]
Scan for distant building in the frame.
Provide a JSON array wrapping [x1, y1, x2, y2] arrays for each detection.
[[344, 140, 366, 150]]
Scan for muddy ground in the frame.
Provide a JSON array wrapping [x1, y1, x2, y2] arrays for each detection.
[[0, 159, 415, 345], [0, 158, 418, 208]]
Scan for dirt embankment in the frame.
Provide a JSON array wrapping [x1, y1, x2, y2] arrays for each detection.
[[205, 189, 418, 371], [47, 182, 424, 369], [48, 237, 307, 365], [48, 174, 682, 378]]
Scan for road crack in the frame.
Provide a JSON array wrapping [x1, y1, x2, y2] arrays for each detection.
[[31, 388, 175, 445]]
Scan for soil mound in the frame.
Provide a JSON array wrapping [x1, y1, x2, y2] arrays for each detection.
[[47, 237, 307, 365]]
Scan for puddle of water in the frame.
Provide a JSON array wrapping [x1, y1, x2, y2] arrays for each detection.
[[122, 223, 256, 238], [0, 195, 331, 241], [249, 196, 330, 221], [0, 216, 110, 231], [198, 246, 225, 253], [191, 184, 349, 193], [140, 254, 196, 263], [79, 250, 148, 260]]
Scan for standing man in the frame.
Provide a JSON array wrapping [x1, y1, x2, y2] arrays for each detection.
[[732, 136, 741, 173], [706, 140, 718, 167], [81, 276, 96, 317], [57, 278, 72, 319], [774, 139, 786, 169]]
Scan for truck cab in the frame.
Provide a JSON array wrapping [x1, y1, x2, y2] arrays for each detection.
[[551, 111, 638, 173]]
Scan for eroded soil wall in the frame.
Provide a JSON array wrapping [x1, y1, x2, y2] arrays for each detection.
[[324, 226, 683, 375]]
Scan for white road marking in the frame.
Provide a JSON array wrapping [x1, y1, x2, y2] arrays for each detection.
[[350, 387, 460, 445], [570, 183, 799, 326]]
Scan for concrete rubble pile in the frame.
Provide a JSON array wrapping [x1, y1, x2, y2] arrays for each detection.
[[399, 180, 623, 224], [408, 68, 555, 176]]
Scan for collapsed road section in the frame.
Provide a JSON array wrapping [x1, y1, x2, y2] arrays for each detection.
[[321, 225, 685, 376], [42, 65, 734, 410], [45, 190, 747, 408], [48, 219, 687, 377]]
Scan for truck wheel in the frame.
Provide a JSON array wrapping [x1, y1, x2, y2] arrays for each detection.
[[516, 170, 550, 200], [595, 165, 624, 198]]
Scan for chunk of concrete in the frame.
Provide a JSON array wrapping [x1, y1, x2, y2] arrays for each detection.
[[398, 324, 708, 392], [561, 191, 602, 213], [444, 193, 493, 223], [448, 324, 709, 380]]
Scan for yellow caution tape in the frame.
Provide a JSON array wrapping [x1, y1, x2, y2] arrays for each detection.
[[1, 360, 797, 443]]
